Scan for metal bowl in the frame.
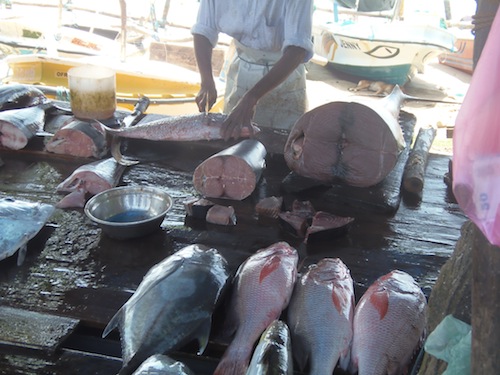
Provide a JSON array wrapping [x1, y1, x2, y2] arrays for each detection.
[[84, 186, 173, 240]]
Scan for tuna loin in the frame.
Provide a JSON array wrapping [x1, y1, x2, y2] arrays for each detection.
[[193, 139, 266, 200], [350, 270, 427, 375], [56, 157, 126, 208], [284, 85, 406, 187], [45, 117, 108, 158], [0, 106, 45, 150]]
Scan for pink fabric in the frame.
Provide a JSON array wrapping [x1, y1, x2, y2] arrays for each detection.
[[453, 7, 500, 246]]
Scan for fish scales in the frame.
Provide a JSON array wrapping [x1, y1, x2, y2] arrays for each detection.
[[350, 270, 427, 375], [287, 258, 355, 375], [214, 241, 298, 375], [102, 244, 230, 375]]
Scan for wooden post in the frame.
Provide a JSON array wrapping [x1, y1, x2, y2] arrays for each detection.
[[119, 0, 127, 62], [402, 126, 437, 195], [471, 223, 500, 374]]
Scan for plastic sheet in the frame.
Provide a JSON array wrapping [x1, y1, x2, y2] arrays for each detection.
[[452, 7, 500, 246], [424, 315, 471, 375]]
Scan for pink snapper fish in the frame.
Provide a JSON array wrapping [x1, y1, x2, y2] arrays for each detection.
[[214, 241, 298, 375], [287, 258, 355, 374], [350, 270, 427, 375]]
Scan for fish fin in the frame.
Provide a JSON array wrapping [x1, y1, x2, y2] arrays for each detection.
[[259, 255, 281, 283], [369, 289, 390, 319], [196, 318, 212, 355], [213, 347, 251, 375], [102, 309, 123, 338], [110, 135, 140, 166], [338, 346, 351, 371], [17, 243, 27, 266]]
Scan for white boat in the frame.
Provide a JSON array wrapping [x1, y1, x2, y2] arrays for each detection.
[[312, 0, 457, 85]]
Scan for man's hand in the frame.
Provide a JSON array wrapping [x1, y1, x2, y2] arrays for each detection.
[[196, 80, 217, 113], [221, 93, 258, 141]]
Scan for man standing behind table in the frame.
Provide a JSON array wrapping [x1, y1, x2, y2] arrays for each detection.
[[191, 0, 314, 141]]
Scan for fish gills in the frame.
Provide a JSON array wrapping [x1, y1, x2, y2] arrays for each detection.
[[214, 241, 298, 375], [350, 270, 427, 375], [287, 258, 355, 375], [102, 244, 230, 375]]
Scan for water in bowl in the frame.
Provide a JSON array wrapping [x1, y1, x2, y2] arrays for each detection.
[[107, 209, 152, 223]]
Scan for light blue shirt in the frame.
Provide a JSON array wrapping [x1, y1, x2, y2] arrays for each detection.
[[191, 0, 314, 62]]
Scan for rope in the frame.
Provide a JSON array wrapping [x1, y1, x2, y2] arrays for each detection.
[[55, 86, 71, 102]]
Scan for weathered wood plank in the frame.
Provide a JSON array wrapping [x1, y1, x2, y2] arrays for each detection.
[[0, 306, 79, 353]]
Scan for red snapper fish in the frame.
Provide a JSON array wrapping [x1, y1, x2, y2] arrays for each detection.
[[287, 258, 355, 375], [350, 270, 427, 375], [214, 241, 298, 375]]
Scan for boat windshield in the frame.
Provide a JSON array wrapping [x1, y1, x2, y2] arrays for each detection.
[[357, 0, 396, 12]]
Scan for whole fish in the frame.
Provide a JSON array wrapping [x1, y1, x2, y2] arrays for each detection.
[[287, 258, 355, 375], [214, 241, 298, 375], [101, 112, 259, 142], [0, 197, 55, 266], [56, 157, 126, 208], [131, 354, 195, 375], [0, 84, 48, 111], [0, 106, 46, 150], [45, 117, 108, 158], [246, 320, 294, 375], [102, 244, 230, 375], [350, 270, 427, 375]]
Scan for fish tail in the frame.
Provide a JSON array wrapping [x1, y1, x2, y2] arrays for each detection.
[[213, 343, 252, 375], [110, 136, 140, 166], [213, 357, 249, 375]]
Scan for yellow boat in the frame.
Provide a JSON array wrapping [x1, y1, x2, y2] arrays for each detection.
[[2, 53, 225, 115]]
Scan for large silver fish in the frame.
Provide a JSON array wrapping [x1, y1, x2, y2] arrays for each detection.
[[246, 320, 294, 375], [287, 258, 355, 375], [102, 244, 230, 375], [0, 106, 46, 150], [55, 157, 126, 208], [104, 112, 260, 166], [214, 241, 298, 375], [0, 197, 55, 266], [131, 354, 194, 375], [101, 112, 259, 142], [350, 270, 427, 375]]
